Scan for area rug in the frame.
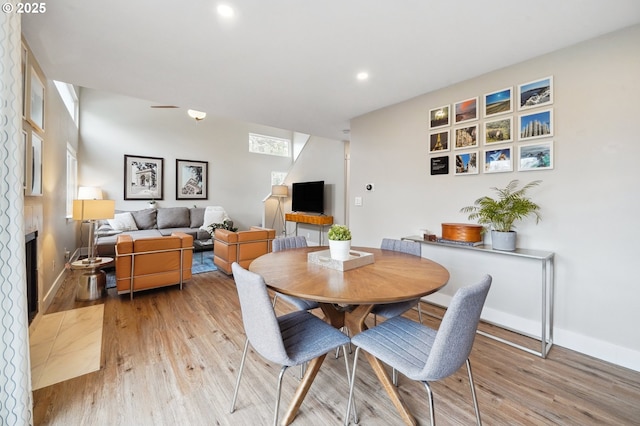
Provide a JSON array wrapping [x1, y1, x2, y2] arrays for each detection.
[[105, 251, 216, 289], [30, 304, 104, 390]]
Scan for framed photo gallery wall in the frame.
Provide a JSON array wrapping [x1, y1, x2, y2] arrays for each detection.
[[429, 76, 554, 175]]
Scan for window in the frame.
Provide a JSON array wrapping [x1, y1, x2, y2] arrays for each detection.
[[249, 133, 290, 157], [54, 81, 79, 126], [271, 171, 287, 186], [66, 144, 77, 218]]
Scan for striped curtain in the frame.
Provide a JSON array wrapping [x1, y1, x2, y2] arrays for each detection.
[[0, 4, 33, 425]]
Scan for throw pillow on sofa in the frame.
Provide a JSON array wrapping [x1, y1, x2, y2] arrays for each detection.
[[190, 207, 205, 228], [200, 206, 230, 231], [132, 208, 157, 230], [108, 212, 139, 232], [157, 207, 190, 229]]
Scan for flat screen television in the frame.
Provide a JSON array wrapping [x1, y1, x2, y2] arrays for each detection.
[[291, 180, 324, 214]]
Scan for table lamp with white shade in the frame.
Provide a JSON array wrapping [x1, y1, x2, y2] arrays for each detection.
[[73, 188, 115, 263]]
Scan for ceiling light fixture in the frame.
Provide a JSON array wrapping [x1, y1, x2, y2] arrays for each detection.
[[187, 109, 207, 121], [217, 4, 235, 18], [356, 72, 369, 81]]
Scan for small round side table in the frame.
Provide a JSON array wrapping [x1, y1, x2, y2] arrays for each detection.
[[70, 257, 113, 301]]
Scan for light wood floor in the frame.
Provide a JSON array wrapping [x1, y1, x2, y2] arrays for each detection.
[[33, 269, 640, 425]]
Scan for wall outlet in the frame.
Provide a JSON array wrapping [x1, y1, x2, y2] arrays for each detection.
[[354, 196, 363, 206]]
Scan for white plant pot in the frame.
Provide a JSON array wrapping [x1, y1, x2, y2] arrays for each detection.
[[491, 230, 517, 251], [329, 240, 351, 261]]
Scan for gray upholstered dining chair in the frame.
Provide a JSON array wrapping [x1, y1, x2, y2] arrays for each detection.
[[345, 275, 492, 426], [271, 236, 319, 311], [229, 262, 356, 426], [371, 238, 424, 323]]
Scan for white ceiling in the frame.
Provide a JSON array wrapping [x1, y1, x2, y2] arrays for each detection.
[[22, 0, 640, 141]]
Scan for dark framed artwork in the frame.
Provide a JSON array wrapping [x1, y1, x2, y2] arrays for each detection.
[[484, 86, 513, 117], [429, 130, 450, 153], [484, 146, 513, 173], [454, 97, 478, 124], [124, 155, 164, 200], [428, 104, 450, 129], [518, 76, 553, 111], [430, 156, 449, 175], [176, 159, 208, 200]]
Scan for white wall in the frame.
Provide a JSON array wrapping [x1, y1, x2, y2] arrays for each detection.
[[79, 89, 296, 229], [79, 89, 346, 237], [349, 25, 640, 371], [282, 135, 346, 245]]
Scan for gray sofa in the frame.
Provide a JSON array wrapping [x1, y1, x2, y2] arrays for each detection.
[[96, 206, 226, 257]]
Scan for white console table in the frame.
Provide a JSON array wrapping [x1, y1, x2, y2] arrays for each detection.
[[403, 236, 554, 358]]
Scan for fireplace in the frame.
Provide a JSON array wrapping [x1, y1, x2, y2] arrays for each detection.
[[26, 231, 38, 324]]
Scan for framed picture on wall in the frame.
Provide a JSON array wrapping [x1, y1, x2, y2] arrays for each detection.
[[29, 67, 45, 131], [430, 155, 449, 175], [454, 151, 478, 175], [454, 124, 478, 150], [518, 141, 554, 171], [21, 43, 28, 119], [428, 104, 450, 129], [484, 87, 513, 117], [484, 146, 513, 173], [454, 97, 478, 124], [21, 130, 27, 189], [519, 109, 553, 141], [484, 117, 513, 145], [429, 130, 450, 153], [27, 132, 43, 196], [124, 154, 164, 200], [518, 76, 553, 111], [176, 159, 208, 200]]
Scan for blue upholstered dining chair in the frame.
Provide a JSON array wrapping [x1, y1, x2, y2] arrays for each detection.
[[271, 236, 319, 311], [345, 275, 492, 426], [371, 238, 424, 323], [229, 262, 355, 426]]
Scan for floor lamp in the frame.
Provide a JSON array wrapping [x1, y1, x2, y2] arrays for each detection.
[[72, 199, 115, 263], [271, 185, 288, 235]]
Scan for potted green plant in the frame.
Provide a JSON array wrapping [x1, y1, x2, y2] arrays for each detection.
[[328, 224, 352, 260], [460, 179, 542, 251], [207, 220, 238, 236]]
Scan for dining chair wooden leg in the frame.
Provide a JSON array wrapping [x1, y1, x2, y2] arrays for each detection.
[[230, 338, 250, 413]]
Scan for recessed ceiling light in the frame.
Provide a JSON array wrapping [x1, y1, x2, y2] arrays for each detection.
[[356, 72, 369, 81], [217, 4, 235, 18]]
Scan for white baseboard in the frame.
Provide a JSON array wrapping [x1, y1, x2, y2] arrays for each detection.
[[41, 268, 67, 314], [422, 294, 640, 373]]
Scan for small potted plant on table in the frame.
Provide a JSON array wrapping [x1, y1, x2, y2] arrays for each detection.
[[328, 224, 352, 260], [460, 180, 542, 251]]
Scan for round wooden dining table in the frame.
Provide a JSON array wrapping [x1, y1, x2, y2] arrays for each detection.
[[250, 246, 450, 426]]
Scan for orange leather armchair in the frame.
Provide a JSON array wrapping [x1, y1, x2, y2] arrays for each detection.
[[115, 232, 193, 299], [213, 226, 275, 274]]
